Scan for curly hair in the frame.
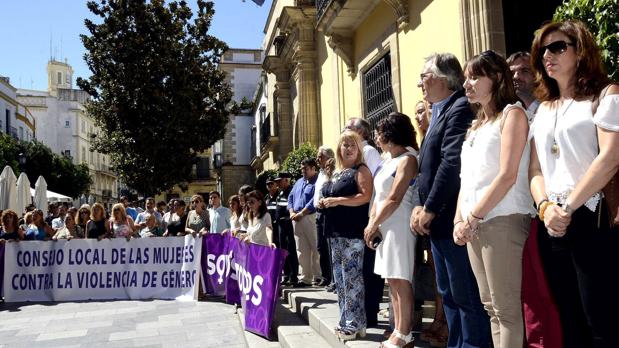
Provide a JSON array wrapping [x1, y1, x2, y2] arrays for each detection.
[[377, 112, 419, 150], [1, 209, 20, 232], [531, 20, 610, 101]]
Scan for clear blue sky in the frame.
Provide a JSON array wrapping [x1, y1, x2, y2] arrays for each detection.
[[0, 0, 272, 91]]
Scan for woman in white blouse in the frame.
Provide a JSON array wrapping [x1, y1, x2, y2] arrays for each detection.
[[242, 190, 275, 247], [529, 20, 619, 347], [454, 50, 534, 348]]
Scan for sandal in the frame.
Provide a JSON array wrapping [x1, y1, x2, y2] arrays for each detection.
[[380, 329, 414, 348], [337, 327, 366, 341]]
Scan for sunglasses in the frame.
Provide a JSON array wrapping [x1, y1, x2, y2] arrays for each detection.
[[541, 40, 574, 55]]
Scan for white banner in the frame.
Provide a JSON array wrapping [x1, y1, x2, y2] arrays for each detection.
[[2, 236, 202, 302]]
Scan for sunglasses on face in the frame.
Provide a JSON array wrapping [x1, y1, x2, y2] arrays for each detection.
[[541, 40, 574, 55]]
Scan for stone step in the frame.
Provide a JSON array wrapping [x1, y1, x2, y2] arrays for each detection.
[[281, 287, 440, 348]]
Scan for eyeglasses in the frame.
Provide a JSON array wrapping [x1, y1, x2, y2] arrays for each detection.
[[80, 211, 89, 214], [420, 72, 433, 81], [191, 200, 200, 204], [541, 40, 574, 55]]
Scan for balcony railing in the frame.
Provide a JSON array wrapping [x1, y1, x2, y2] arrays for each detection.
[[316, 0, 332, 19]]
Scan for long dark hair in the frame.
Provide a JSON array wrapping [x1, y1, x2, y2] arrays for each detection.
[[464, 50, 519, 129], [246, 190, 267, 220], [531, 20, 610, 101]]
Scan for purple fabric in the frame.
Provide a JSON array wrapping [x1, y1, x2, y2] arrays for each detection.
[[242, 243, 287, 337], [201, 233, 287, 338], [0, 243, 4, 297]]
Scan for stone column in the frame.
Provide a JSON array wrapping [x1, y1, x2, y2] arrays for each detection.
[[274, 74, 293, 162], [460, 0, 506, 60]]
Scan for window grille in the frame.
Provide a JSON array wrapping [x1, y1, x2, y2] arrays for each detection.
[[363, 54, 395, 135]]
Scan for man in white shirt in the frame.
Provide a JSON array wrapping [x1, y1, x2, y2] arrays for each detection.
[[314, 146, 335, 287], [51, 205, 67, 231], [345, 117, 382, 175], [135, 197, 163, 228], [208, 191, 231, 234], [507, 51, 540, 116]]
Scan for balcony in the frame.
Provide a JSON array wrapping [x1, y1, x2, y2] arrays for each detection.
[[102, 189, 113, 198]]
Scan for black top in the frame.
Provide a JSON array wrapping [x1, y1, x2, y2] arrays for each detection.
[[322, 164, 369, 239], [266, 191, 279, 225], [0, 229, 20, 241], [275, 186, 292, 221], [87, 219, 107, 239], [167, 214, 188, 236]]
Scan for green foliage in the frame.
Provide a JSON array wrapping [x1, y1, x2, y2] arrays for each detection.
[[554, 0, 619, 80], [254, 169, 278, 195], [281, 143, 318, 180], [0, 134, 92, 198], [77, 0, 232, 196], [229, 97, 255, 115]]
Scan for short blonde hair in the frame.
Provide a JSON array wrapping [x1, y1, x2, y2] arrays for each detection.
[[335, 130, 365, 169]]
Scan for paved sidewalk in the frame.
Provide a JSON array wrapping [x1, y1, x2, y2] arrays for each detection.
[[0, 299, 248, 348]]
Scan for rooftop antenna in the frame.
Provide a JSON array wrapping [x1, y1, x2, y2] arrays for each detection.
[[49, 32, 53, 61]]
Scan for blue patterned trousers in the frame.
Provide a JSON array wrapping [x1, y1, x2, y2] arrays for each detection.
[[330, 237, 366, 331]]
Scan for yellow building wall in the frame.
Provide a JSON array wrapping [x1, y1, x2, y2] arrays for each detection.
[[319, 0, 465, 146], [398, 0, 465, 115]]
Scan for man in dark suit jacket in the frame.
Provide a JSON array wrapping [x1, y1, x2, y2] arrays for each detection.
[[411, 53, 490, 348]]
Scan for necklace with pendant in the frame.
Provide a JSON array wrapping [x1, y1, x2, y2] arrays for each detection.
[[551, 99, 575, 156]]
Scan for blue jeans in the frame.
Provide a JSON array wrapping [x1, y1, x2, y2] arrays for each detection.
[[330, 237, 366, 331], [431, 238, 490, 348]]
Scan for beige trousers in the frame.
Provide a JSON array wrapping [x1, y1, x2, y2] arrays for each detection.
[[292, 214, 321, 284], [467, 214, 530, 348]]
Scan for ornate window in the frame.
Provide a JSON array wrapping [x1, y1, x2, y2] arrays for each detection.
[[363, 53, 395, 134]]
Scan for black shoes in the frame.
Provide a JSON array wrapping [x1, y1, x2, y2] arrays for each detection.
[[292, 281, 310, 288]]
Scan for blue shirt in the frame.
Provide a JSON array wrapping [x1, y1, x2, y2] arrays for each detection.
[[428, 92, 456, 132], [125, 207, 138, 221], [208, 206, 231, 233], [287, 175, 318, 214]]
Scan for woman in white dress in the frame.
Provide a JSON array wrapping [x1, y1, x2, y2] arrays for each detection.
[[364, 112, 418, 348]]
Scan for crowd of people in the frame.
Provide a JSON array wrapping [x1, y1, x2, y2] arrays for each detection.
[[1, 19, 618, 348]]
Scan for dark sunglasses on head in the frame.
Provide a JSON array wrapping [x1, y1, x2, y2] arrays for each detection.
[[541, 40, 574, 55]]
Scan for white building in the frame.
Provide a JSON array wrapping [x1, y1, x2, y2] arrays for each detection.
[[0, 77, 35, 142], [215, 48, 264, 199], [17, 59, 118, 206]]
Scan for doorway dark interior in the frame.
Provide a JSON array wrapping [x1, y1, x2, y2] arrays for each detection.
[[502, 0, 563, 55]]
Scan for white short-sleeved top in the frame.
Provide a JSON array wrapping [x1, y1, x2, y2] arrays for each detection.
[[531, 94, 619, 210], [460, 103, 535, 221], [246, 213, 272, 246]]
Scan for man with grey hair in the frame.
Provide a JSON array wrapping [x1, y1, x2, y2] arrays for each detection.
[[345, 117, 382, 175], [412, 53, 490, 347], [313, 146, 335, 287]]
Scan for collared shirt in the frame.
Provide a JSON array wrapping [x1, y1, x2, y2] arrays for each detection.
[[135, 209, 163, 226], [125, 207, 138, 221], [428, 92, 457, 132], [51, 216, 65, 230], [527, 99, 541, 117], [208, 205, 231, 233], [362, 141, 382, 176], [288, 174, 318, 214]]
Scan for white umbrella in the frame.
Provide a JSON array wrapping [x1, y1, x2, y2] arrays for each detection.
[[34, 176, 48, 210], [16, 172, 31, 213], [0, 165, 18, 211]]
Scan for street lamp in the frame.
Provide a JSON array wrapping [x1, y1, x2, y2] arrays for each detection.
[[18, 152, 26, 173]]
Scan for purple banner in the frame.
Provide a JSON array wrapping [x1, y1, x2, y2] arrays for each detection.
[[242, 243, 288, 337], [201, 233, 287, 338]]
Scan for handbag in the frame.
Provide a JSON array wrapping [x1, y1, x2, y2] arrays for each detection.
[[592, 85, 619, 226]]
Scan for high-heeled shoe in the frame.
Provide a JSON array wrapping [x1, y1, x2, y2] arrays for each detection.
[[380, 329, 414, 348], [337, 327, 366, 341]]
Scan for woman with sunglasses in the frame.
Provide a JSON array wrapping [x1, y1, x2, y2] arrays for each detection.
[[86, 203, 109, 239], [109, 203, 136, 239], [75, 204, 91, 238], [25, 209, 53, 241], [186, 194, 210, 236], [529, 20, 619, 347], [454, 50, 535, 348]]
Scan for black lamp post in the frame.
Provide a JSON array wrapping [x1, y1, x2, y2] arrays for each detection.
[[18, 152, 26, 173]]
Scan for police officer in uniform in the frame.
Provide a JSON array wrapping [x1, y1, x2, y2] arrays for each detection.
[[265, 176, 280, 247], [275, 172, 299, 285]]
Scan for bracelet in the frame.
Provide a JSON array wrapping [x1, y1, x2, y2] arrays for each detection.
[[536, 198, 549, 210], [469, 212, 483, 221], [539, 201, 556, 222]]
